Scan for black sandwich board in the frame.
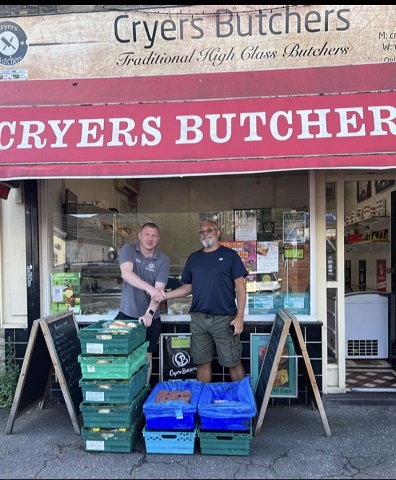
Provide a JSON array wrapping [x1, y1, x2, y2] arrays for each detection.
[[5, 311, 82, 435], [253, 308, 331, 438]]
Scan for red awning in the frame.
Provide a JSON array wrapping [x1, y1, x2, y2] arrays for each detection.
[[0, 63, 395, 180]]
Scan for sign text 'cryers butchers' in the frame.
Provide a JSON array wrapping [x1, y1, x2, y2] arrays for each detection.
[[0, 93, 395, 164]]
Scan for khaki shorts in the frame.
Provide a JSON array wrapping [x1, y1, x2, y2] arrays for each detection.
[[190, 312, 242, 368]]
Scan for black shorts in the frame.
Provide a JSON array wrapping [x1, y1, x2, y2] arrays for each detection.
[[114, 311, 162, 353]]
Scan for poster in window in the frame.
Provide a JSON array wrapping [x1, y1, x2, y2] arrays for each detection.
[[234, 209, 257, 241], [220, 240, 257, 273], [50, 272, 81, 314], [376, 259, 387, 292], [283, 211, 306, 243], [375, 180, 395, 194], [357, 180, 372, 203], [250, 333, 297, 397], [256, 241, 279, 272]]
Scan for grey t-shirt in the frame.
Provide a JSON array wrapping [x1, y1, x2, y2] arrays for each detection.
[[118, 243, 170, 319]]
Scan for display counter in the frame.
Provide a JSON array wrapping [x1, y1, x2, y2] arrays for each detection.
[[76, 313, 318, 325]]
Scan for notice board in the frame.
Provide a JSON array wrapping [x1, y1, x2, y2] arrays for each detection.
[[253, 309, 331, 438], [5, 311, 82, 435]]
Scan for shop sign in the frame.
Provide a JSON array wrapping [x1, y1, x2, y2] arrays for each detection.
[[1, 6, 396, 80], [160, 333, 197, 381], [284, 249, 304, 259], [1, 89, 396, 179]]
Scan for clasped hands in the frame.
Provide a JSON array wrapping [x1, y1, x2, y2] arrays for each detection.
[[138, 288, 167, 327], [151, 289, 166, 303], [145, 286, 166, 302]]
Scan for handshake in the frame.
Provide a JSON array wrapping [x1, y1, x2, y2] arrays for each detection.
[[148, 288, 167, 303]]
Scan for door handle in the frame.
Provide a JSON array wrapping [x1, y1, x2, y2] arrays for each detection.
[[387, 267, 395, 274]]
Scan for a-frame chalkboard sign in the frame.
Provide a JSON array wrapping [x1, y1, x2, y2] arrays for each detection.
[[253, 309, 331, 438], [5, 311, 83, 435]]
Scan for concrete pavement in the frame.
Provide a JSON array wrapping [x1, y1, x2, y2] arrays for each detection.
[[1, 397, 396, 479]]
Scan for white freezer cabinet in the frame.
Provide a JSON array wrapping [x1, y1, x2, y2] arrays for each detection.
[[345, 292, 389, 359]]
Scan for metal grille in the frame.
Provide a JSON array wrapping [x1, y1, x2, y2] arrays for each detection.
[[347, 339, 379, 357]]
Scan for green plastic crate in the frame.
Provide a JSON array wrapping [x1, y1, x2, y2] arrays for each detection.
[[80, 384, 150, 428], [78, 319, 146, 355], [78, 341, 148, 379], [81, 413, 145, 453], [79, 363, 149, 404], [143, 426, 197, 455], [198, 423, 252, 456]]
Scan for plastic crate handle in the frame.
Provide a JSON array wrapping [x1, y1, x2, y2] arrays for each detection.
[[96, 334, 113, 341], [98, 408, 112, 414], [215, 435, 233, 440]]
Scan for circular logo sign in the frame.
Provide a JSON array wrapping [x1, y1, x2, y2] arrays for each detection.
[[0, 21, 28, 66], [172, 351, 190, 368]]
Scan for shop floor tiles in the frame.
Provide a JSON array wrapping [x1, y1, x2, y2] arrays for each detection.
[[346, 360, 396, 391], [346, 359, 391, 369]]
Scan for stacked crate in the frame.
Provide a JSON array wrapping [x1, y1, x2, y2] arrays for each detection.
[[197, 376, 257, 456], [142, 380, 203, 454], [77, 319, 149, 453]]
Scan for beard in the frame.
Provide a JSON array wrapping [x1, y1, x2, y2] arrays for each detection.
[[200, 236, 215, 248]]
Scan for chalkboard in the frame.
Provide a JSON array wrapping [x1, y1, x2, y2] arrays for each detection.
[[253, 310, 291, 436], [253, 309, 331, 438], [41, 312, 83, 427], [5, 312, 82, 435], [288, 313, 331, 437]]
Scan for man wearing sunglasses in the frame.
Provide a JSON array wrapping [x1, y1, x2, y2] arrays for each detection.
[[163, 218, 248, 383]]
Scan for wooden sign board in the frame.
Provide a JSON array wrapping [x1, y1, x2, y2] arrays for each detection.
[[5, 311, 83, 435], [253, 309, 331, 438]]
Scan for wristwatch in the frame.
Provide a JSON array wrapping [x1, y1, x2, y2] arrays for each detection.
[[147, 309, 155, 316]]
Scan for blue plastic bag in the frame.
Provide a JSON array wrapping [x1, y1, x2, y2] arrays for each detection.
[[143, 380, 204, 430], [198, 376, 257, 419]]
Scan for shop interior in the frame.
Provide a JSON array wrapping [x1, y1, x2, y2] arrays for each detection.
[[50, 174, 311, 321], [328, 177, 396, 390], [49, 173, 396, 391]]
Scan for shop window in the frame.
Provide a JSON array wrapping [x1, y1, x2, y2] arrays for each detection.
[[51, 205, 311, 318]]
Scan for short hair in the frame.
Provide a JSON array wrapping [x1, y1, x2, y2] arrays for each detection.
[[140, 222, 160, 232], [199, 217, 218, 229]]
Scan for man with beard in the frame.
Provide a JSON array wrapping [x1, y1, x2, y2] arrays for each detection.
[[160, 218, 248, 383]]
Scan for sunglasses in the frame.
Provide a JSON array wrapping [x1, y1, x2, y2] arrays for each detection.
[[198, 227, 218, 235]]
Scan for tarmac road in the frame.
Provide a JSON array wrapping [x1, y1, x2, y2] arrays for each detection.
[[1, 399, 396, 479]]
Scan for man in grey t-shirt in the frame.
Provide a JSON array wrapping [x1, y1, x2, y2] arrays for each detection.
[[115, 222, 169, 384]]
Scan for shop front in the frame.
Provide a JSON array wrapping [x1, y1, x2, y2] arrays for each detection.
[[1, 5, 396, 401]]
